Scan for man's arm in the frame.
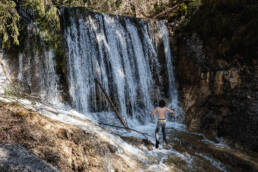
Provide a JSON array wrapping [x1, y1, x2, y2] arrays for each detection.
[[167, 108, 175, 114], [152, 108, 158, 115]]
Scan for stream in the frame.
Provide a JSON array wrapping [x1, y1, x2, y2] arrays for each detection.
[[110, 121, 258, 172], [0, 96, 257, 172]]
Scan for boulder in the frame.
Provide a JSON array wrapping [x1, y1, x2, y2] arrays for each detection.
[[0, 143, 58, 172]]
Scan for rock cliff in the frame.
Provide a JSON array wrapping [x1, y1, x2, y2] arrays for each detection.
[[173, 0, 258, 151]]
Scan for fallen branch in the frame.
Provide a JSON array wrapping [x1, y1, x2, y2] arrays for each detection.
[[94, 78, 128, 128], [99, 122, 152, 139]]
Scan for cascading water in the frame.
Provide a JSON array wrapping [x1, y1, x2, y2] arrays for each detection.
[[62, 8, 183, 126], [0, 50, 10, 95], [11, 8, 183, 127], [17, 24, 61, 106]]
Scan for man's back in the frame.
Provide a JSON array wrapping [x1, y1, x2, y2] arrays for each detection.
[[152, 106, 174, 119], [155, 107, 168, 119]]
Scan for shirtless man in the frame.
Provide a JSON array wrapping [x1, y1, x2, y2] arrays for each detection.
[[152, 99, 174, 148]]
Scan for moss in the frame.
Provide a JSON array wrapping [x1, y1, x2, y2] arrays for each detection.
[[1, 0, 91, 49]]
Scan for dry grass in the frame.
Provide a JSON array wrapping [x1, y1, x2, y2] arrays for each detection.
[[0, 101, 134, 171]]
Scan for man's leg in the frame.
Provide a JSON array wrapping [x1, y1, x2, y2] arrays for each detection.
[[155, 124, 160, 148], [162, 123, 167, 144]]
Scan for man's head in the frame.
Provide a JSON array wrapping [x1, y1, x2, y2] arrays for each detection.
[[159, 99, 166, 107]]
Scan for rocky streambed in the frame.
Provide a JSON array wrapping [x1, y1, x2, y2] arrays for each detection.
[[115, 123, 258, 172], [0, 96, 257, 172], [165, 128, 258, 172], [0, 97, 149, 171]]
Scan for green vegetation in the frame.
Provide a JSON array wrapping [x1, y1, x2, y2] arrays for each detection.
[[22, 0, 60, 43], [151, 0, 202, 23], [0, 0, 56, 48], [0, 0, 20, 48], [0, 0, 200, 49], [4, 82, 23, 98], [184, 0, 258, 60], [0, 0, 124, 49], [0, 0, 88, 49], [0, 0, 82, 89]]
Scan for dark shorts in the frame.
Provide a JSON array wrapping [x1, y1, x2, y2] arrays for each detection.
[[156, 119, 166, 129]]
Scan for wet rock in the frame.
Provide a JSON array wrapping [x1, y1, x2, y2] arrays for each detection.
[[107, 143, 118, 153], [120, 136, 154, 150], [163, 144, 173, 150], [0, 143, 58, 172], [167, 129, 258, 172], [142, 139, 154, 151], [173, 1, 258, 152]]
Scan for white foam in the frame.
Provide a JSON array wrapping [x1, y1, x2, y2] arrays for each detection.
[[185, 130, 230, 149], [195, 153, 228, 172], [202, 136, 230, 149]]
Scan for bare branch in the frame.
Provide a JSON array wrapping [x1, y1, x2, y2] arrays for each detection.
[[94, 78, 128, 128]]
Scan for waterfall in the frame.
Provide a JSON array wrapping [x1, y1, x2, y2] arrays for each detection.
[[17, 24, 61, 106], [5, 8, 183, 126], [0, 50, 10, 95], [62, 8, 182, 124], [159, 22, 183, 121]]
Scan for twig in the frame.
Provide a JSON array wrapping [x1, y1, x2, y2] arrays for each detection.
[[99, 122, 152, 138]]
